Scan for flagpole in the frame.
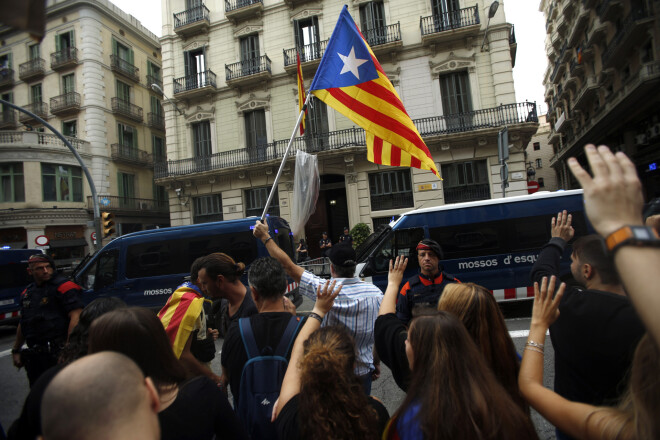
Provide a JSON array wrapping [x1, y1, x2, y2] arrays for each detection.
[[261, 91, 312, 221]]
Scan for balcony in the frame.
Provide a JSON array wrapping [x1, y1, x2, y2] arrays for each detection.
[[371, 192, 414, 211], [111, 144, 152, 166], [226, 56, 271, 87], [283, 40, 328, 72], [110, 55, 139, 82], [51, 47, 78, 70], [0, 68, 14, 89], [19, 58, 46, 82], [573, 75, 598, 110], [147, 75, 163, 93], [0, 131, 91, 155], [568, 9, 590, 46], [587, 21, 608, 47], [19, 102, 48, 123], [173, 70, 217, 99], [569, 59, 585, 78], [364, 23, 403, 54], [555, 13, 567, 37], [561, 0, 575, 19], [111, 98, 143, 122], [173, 4, 210, 37], [225, 0, 263, 23], [148, 112, 165, 131], [0, 109, 17, 130], [601, 8, 654, 68], [50, 92, 81, 116], [598, 0, 623, 23], [420, 5, 479, 45], [87, 195, 169, 214], [443, 184, 490, 204]]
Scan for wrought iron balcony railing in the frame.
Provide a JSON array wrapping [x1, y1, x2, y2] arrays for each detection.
[[0, 109, 17, 129], [111, 144, 152, 166], [111, 97, 143, 122], [601, 8, 648, 67], [173, 70, 217, 94], [19, 58, 45, 80], [154, 102, 538, 179], [148, 112, 165, 131], [283, 40, 328, 67], [0, 68, 14, 88], [371, 192, 414, 211], [420, 5, 479, 36], [87, 195, 169, 213], [174, 4, 210, 28], [50, 92, 81, 114], [51, 47, 78, 70], [226, 55, 271, 81], [147, 74, 163, 92], [363, 23, 402, 48], [110, 55, 140, 82], [19, 102, 48, 122], [443, 184, 491, 204], [225, 0, 262, 13]]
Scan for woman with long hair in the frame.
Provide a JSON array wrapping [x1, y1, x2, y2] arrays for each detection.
[[519, 275, 660, 439], [88, 307, 247, 440], [274, 281, 389, 439], [438, 282, 528, 412]]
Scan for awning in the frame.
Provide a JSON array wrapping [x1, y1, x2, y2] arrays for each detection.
[[49, 239, 88, 248]]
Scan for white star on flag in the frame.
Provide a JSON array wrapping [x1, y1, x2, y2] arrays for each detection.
[[337, 47, 368, 80]]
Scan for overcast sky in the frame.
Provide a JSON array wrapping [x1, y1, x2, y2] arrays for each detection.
[[109, 0, 547, 114]]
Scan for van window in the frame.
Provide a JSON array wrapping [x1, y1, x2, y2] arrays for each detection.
[[365, 227, 424, 274], [79, 249, 118, 290], [0, 260, 32, 290], [187, 231, 257, 267]]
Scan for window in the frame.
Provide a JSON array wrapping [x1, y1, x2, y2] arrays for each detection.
[[118, 172, 135, 208], [112, 38, 134, 64], [154, 184, 167, 205], [240, 35, 260, 74], [55, 31, 74, 51], [535, 158, 542, 169], [306, 97, 329, 151], [360, 2, 386, 45], [439, 71, 472, 131], [147, 61, 161, 82], [28, 44, 40, 60], [116, 80, 131, 103], [62, 120, 77, 137], [150, 95, 163, 116], [245, 109, 267, 149], [78, 249, 118, 290], [368, 169, 414, 211], [192, 121, 211, 156], [0, 53, 12, 70], [538, 177, 545, 188], [245, 187, 279, 217], [62, 74, 75, 94], [42, 164, 83, 202], [194, 194, 223, 224], [364, 227, 425, 275], [118, 123, 137, 148], [1, 163, 25, 203], [533, 142, 540, 151], [184, 48, 206, 87], [294, 17, 320, 61], [441, 160, 489, 204], [431, 0, 460, 29], [1, 91, 13, 115], [30, 84, 42, 104], [152, 135, 165, 163]]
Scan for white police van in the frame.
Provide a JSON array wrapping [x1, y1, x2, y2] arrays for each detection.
[[355, 190, 591, 301]]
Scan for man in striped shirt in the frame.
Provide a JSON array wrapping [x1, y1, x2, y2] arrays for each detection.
[[254, 220, 383, 393]]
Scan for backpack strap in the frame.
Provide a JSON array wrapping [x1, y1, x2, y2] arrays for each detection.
[[273, 316, 303, 358], [239, 317, 260, 360]]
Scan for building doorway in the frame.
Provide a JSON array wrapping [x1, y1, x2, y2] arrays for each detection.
[[304, 174, 348, 258]]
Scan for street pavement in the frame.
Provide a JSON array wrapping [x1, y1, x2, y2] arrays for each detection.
[[0, 300, 556, 439]]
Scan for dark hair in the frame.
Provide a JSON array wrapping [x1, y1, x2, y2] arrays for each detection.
[[331, 263, 356, 278], [190, 256, 205, 284], [394, 312, 539, 440], [248, 257, 286, 300], [572, 235, 621, 285], [58, 297, 127, 364], [438, 283, 527, 413], [88, 307, 187, 391], [199, 253, 245, 283], [299, 326, 380, 439]]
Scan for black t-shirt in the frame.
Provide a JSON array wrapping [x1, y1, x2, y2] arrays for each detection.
[[221, 312, 305, 407], [217, 293, 258, 338], [374, 313, 411, 392], [159, 376, 248, 440], [277, 394, 390, 440]]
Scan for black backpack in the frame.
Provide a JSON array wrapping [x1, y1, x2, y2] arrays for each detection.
[[236, 315, 302, 439]]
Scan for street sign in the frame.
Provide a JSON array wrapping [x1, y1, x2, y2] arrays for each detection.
[[528, 180, 540, 194], [35, 235, 49, 246], [91, 232, 97, 241]]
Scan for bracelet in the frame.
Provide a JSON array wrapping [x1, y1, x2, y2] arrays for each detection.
[[526, 340, 545, 350], [263, 237, 273, 245], [308, 312, 324, 323], [525, 346, 544, 354]]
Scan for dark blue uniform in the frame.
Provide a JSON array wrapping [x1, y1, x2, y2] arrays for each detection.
[[395, 272, 459, 325]]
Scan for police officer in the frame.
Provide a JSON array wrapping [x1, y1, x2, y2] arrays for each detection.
[[395, 239, 460, 325], [11, 254, 83, 386]]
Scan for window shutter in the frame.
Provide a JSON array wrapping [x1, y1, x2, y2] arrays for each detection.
[[112, 38, 118, 56], [55, 34, 60, 52], [117, 172, 125, 197]]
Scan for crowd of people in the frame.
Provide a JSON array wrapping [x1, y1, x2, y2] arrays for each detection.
[[5, 144, 660, 440]]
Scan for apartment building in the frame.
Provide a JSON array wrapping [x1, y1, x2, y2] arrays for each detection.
[[0, 0, 170, 267], [158, 0, 538, 255], [525, 114, 558, 191], [541, 0, 660, 197]]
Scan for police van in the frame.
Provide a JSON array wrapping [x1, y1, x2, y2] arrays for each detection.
[[355, 189, 591, 301], [0, 249, 43, 324], [71, 216, 300, 309]]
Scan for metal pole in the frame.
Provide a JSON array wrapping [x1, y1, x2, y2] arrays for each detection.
[[261, 92, 312, 221], [0, 99, 104, 251]]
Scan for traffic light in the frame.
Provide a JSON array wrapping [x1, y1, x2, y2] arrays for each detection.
[[102, 212, 116, 238]]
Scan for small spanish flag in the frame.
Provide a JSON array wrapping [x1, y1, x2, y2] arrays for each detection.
[[158, 283, 205, 358], [297, 52, 307, 135]]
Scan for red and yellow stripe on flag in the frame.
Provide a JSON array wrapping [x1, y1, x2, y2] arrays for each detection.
[[297, 52, 306, 135], [158, 287, 204, 359]]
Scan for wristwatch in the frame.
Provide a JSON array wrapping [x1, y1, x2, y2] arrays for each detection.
[[605, 225, 660, 254]]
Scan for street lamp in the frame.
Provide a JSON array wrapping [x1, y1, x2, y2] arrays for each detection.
[[480, 0, 500, 52], [151, 83, 185, 116]]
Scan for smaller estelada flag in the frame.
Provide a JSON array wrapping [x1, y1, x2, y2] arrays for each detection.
[[296, 52, 307, 135]]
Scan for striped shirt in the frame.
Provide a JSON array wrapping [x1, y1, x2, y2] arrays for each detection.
[[299, 271, 382, 376]]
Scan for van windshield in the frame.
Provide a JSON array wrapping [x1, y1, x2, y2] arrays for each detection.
[[356, 225, 391, 262]]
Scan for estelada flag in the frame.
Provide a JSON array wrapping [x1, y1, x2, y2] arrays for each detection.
[[158, 283, 205, 359], [297, 52, 307, 135], [309, 5, 439, 178]]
